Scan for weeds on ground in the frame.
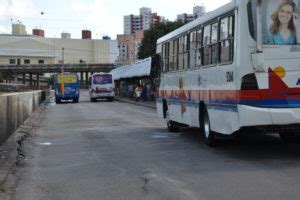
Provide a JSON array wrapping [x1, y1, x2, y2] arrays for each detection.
[[0, 186, 6, 193]]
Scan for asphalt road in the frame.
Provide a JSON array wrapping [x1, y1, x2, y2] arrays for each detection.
[[2, 90, 300, 200]]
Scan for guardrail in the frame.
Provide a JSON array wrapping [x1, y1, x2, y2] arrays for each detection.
[[0, 63, 114, 73]]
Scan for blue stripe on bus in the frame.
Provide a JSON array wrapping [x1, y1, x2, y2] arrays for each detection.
[[157, 97, 300, 109]]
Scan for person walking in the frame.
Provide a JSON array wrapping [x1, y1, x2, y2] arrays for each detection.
[[135, 85, 141, 102]]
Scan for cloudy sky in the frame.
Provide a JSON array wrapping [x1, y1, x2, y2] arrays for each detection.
[[0, 0, 231, 39]]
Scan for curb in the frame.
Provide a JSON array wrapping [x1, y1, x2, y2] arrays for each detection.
[[115, 97, 156, 109]]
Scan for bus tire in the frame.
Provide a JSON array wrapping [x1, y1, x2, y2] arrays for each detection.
[[166, 110, 179, 132], [107, 97, 114, 102], [73, 98, 79, 103], [279, 132, 296, 143], [201, 107, 216, 146], [55, 99, 61, 104], [90, 98, 95, 102]]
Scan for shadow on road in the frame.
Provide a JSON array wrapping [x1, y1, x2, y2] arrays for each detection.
[[167, 127, 300, 162]]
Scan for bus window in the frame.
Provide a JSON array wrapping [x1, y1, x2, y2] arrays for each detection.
[[196, 28, 203, 67], [173, 39, 178, 70], [219, 15, 235, 64], [93, 74, 112, 84], [178, 36, 184, 70], [169, 39, 174, 71], [203, 24, 212, 65], [211, 22, 218, 65], [247, 0, 257, 41], [162, 43, 169, 72], [189, 30, 197, 68], [183, 35, 189, 69]]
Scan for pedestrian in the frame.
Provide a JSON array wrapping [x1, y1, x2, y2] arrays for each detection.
[[135, 85, 141, 102]]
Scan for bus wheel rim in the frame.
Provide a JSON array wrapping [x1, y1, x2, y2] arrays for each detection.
[[204, 114, 210, 138], [166, 110, 171, 125]]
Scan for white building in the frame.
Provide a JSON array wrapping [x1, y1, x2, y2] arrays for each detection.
[[0, 34, 118, 65]]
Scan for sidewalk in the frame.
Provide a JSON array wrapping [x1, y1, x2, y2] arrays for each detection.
[[114, 96, 156, 109]]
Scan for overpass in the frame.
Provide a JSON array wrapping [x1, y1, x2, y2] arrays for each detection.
[[0, 63, 115, 88]]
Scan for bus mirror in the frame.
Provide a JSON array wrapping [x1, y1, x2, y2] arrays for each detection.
[[251, 52, 265, 72]]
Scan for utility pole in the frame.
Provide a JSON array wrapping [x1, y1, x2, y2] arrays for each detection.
[[61, 47, 65, 94]]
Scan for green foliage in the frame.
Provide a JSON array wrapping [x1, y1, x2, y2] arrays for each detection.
[[0, 186, 6, 193], [138, 21, 184, 59]]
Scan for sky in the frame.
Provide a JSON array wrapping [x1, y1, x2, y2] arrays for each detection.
[[0, 0, 231, 40]]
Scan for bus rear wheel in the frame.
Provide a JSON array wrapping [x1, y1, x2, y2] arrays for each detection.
[[166, 110, 179, 132], [107, 97, 114, 102], [90, 98, 96, 102], [55, 99, 61, 104], [201, 108, 216, 146]]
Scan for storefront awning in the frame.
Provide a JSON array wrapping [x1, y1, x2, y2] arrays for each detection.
[[111, 57, 151, 80]]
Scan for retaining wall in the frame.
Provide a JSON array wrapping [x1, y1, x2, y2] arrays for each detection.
[[0, 90, 48, 145]]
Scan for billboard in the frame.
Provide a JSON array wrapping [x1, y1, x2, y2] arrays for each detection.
[[262, 0, 300, 45]]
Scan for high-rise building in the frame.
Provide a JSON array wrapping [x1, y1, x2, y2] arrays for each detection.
[[123, 7, 165, 35], [177, 5, 206, 23]]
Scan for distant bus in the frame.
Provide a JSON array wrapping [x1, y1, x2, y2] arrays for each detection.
[[155, 0, 300, 145], [89, 73, 115, 102], [53, 73, 80, 103]]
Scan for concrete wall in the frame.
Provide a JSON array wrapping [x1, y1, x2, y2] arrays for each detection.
[[0, 90, 47, 145]]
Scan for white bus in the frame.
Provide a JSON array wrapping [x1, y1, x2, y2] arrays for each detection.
[[89, 73, 115, 102], [156, 0, 300, 145]]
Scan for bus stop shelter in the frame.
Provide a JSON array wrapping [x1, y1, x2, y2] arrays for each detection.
[[111, 57, 154, 99]]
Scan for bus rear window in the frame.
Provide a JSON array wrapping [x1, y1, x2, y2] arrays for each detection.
[[57, 75, 77, 84], [93, 75, 112, 84]]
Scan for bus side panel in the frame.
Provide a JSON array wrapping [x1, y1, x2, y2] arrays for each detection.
[[189, 104, 200, 127], [208, 107, 240, 135], [156, 98, 164, 118]]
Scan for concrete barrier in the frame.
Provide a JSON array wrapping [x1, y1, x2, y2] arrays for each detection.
[[0, 96, 7, 144], [0, 90, 48, 145]]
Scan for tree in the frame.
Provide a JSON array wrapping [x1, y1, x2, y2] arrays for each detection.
[[138, 21, 184, 59]]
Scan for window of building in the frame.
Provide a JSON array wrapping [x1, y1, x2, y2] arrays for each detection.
[[38, 60, 44, 64], [24, 59, 30, 64], [9, 59, 16, 64]]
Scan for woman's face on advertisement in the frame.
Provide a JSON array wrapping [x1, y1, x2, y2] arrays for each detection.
[[278, 4, 294, 24]]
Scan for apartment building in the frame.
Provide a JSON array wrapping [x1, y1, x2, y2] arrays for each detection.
[[123, 7, 165, 35], [117, 30, 144, 65], [177, 5, 206, 23]]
